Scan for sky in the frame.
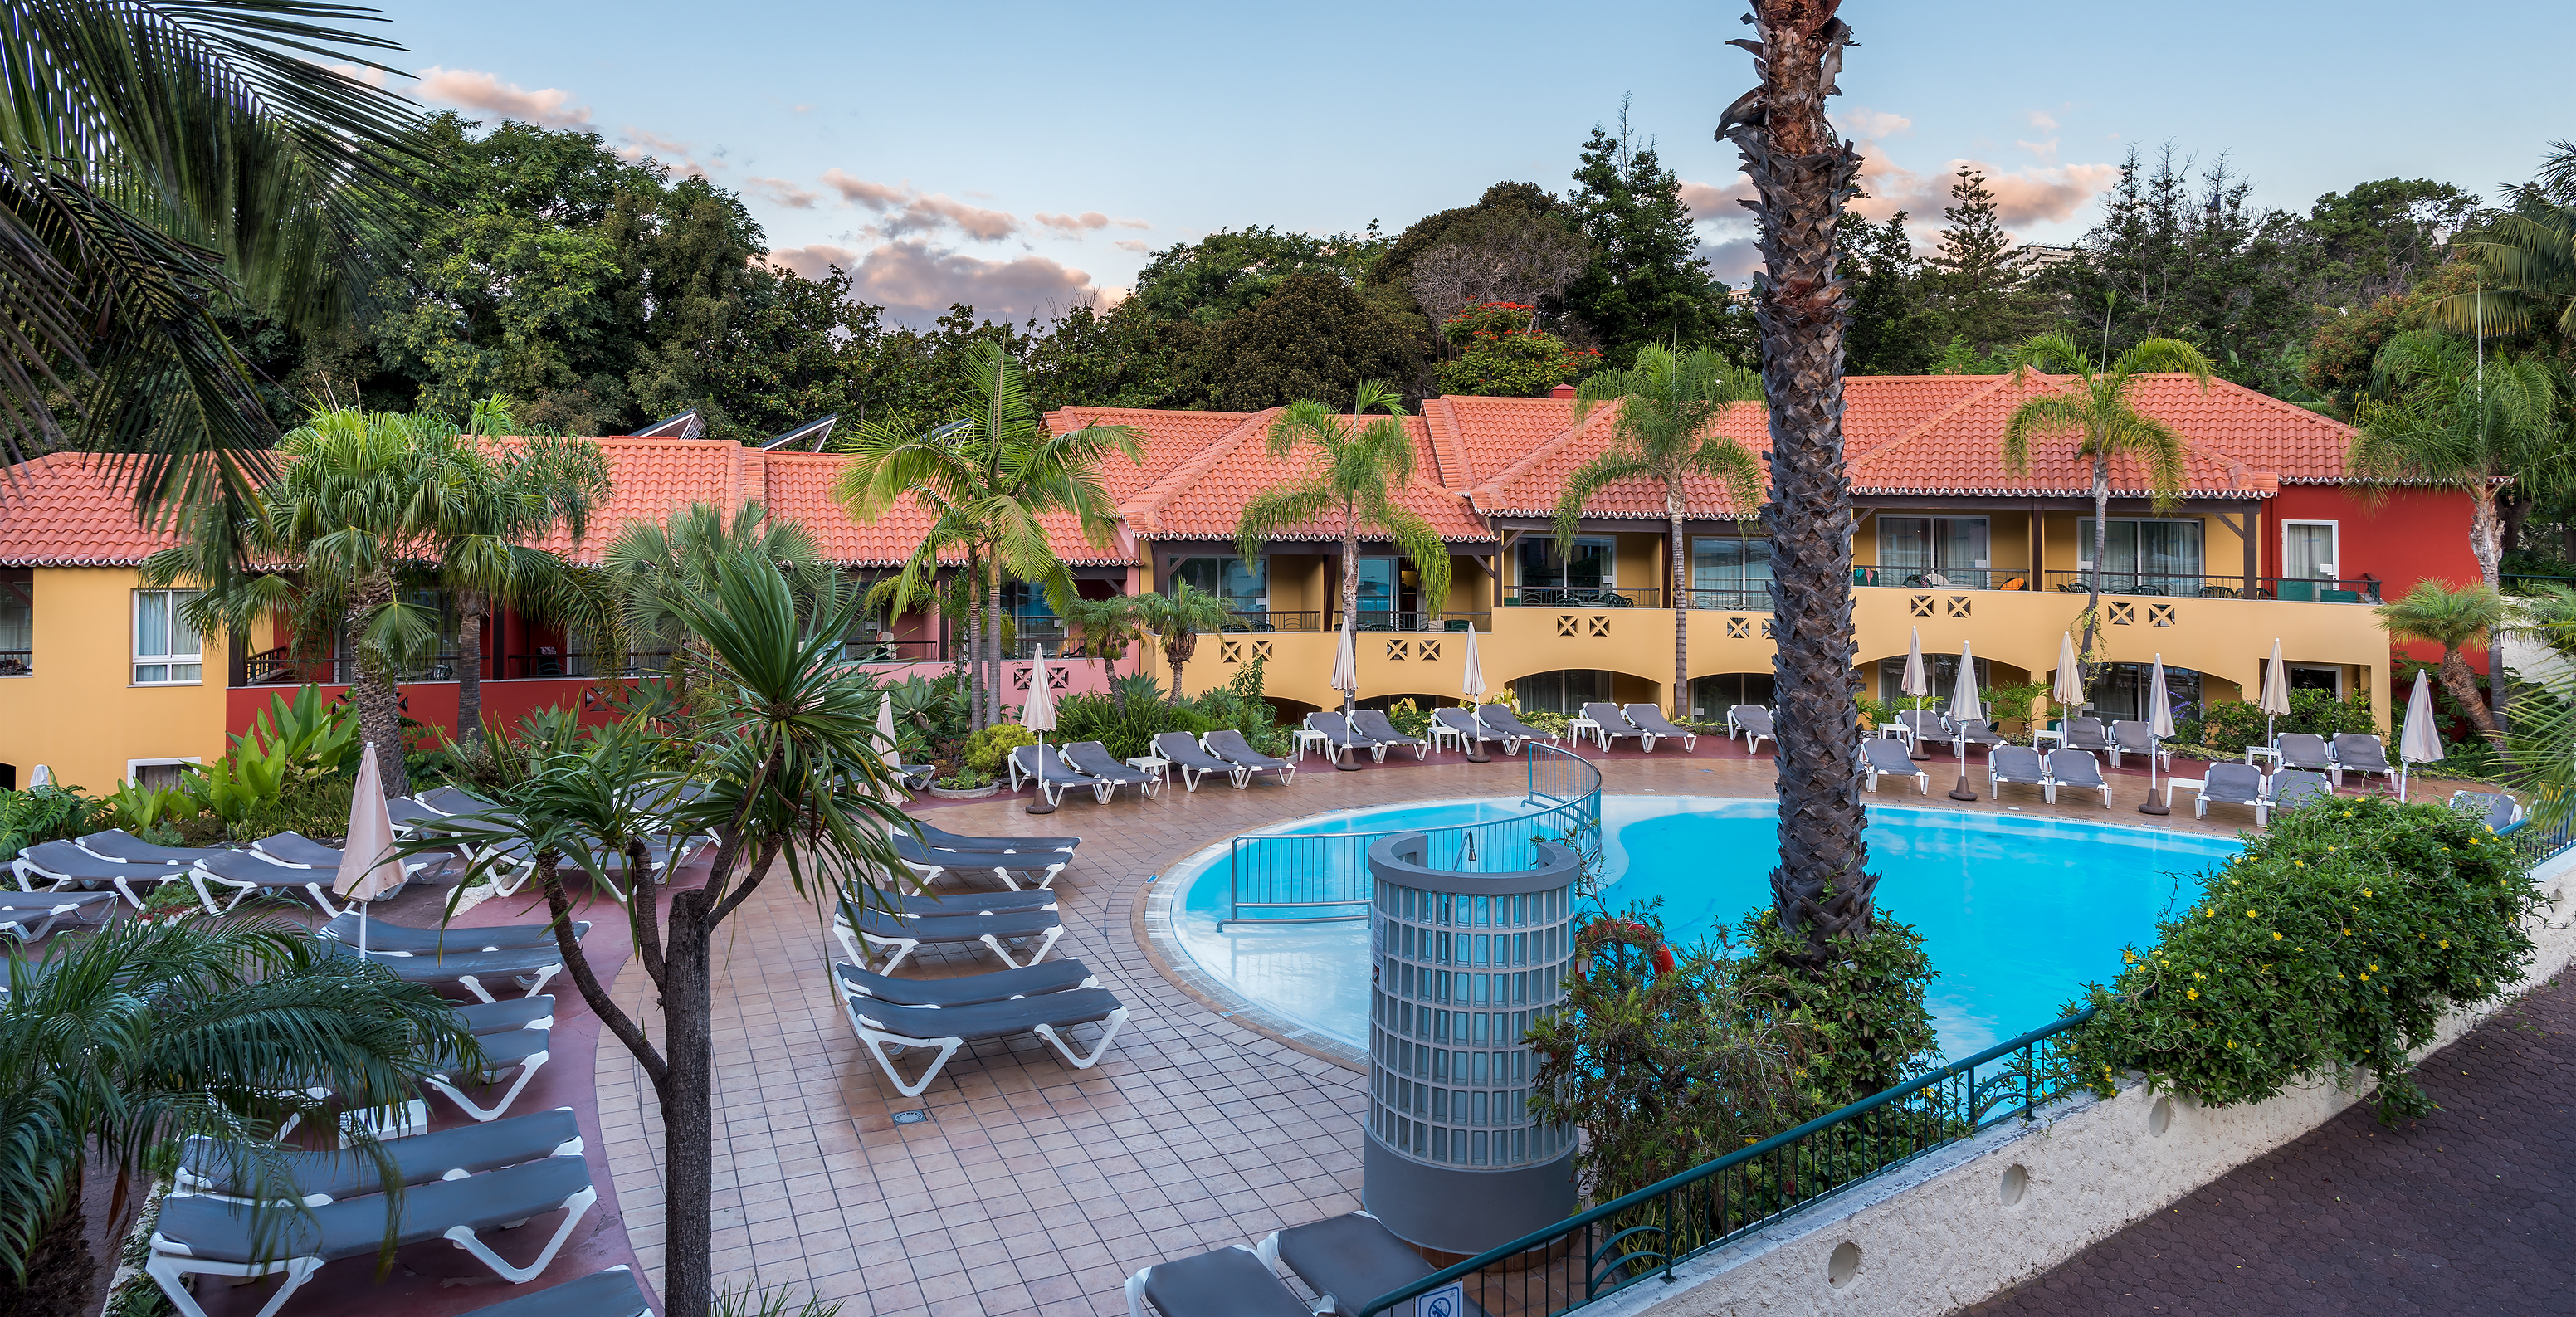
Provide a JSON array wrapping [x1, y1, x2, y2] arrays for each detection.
[[373, 0, 2572, 328]]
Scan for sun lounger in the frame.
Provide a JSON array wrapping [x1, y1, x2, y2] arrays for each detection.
[[1476, 704, 1555, 755], [2268, 768, 2334, 812], [146, 1154, 598, 1317], [419, 785, 513, 818], [2107, 719, 2169, 771], [318, 913, 588, 954], [1729, 705, 1776, 755], [2046, 749, 2113, 807], [321, 940, 564, 1005], [11, 840, 188, 906], [837, 973, 1127, 1099], [1951, 717, 2009, 758], [192, 851, 377, 917], [1305, 711, 1373, 764], [250, 831, 354, 868], [1259, 1212, 1495, 1317], [1150, 731, 1249, 790], [1430, 706, 1488, 756], [832, 958, 1097, 1007], [457, 996, 556, 1035], [176, 1107, 582, 1205], [893, 831, 1066, 890], [0, 890, 117, 940], [856, 884, 1058, 919], [910, 818, 1080, 854], [422, 1024, 555, 1122], [835, 903, 1063, 973], [1350, 709, 1431, 760], [1008, 744, 1110, 807], [2452, 791, 2523, 832], [1204, 729, 1298, 784], [73, 829, 232, 865], [1063, 740, 1161, 798], [453, 1268, 651, 1317], [2274, 733, 2334, 776], [1625, 704, 1700, 753], [1123, 1244, 1314, 1317], [2196, 762, 2271, 826], [1896, 710, 1949, 749], [1581, 703, 1645, 751], [2331, 733, 2395, 788], [1860, 737, 1930, 794], [1989, 747, 2050, 802], [2061, 718, 2113, 754]]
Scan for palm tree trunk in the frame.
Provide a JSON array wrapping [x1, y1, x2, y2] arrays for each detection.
[[348, 573, 409, 798], [2468, 484, 2504, 592], [968, 568, 987, 732], [2440, 646, 2504, 744], [1340, 511, 1360, 715], [2084, 458, 2110, 695], [0, 1195, 94, 1317], [1669, 484, 1689, 719], [457, 593, 488, 746], [657, 891, 716, 1317], [986, 568, 1006, 724], [1731, 3, 1872, 965]]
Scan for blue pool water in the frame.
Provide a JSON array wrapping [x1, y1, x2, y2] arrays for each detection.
[[1168, 795, 2243, 1059]]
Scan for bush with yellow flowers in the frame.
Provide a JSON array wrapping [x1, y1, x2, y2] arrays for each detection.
[[2063, 793, 2544, 1123]]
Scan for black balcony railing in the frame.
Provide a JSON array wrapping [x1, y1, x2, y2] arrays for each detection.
[[503, 650, 676, 680], [1852, 565, 2035, 591], [1505, 586, 1658, 608], [1217, 610, 1326, 632], [2039, 569, 2383, 602], [0, 648, 27, 676], [1328, 610, 1492, 632]]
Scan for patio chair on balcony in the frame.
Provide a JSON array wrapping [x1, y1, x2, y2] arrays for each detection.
[[1476, 705, 1556, 755], [2045, 749, 2114, 807], [2197, 763, 2271, 826], [2107, 720, 2170, 771], [2274, 733, 2335, 777], [1205, 729, 1297, 784], [833, 902, 1062, 973], [1624, 704, 1699, 753], [1256, 1212, 1497, 1317], [1123, 1245, 1315, 1317], [2061, 718, 2114, 754], [1350, 709, 1430, 760], [1989, 747, 2050, 802], [1860, 737, 1930, 795], [2450, 791, 2523, 832], [2330, 734, 2396, 789], [2267, 768, 2335, 812], [1153, 731, 1251, 790], [835, 963, 1125, 1099], [1728, 705, 1776, 755], [1064, 740, 1162, 798], [1581, 702, 1646, 751], [146, 1153, 597, 1317], [1008, 744, 1107, 807]]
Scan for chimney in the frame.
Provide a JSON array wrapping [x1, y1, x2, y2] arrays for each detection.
[[1549, 383, 1577, 400]]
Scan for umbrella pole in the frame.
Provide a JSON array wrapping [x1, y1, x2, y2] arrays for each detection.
[[1948, 740, 1976, 802], [1336, 694, 1360, 771], [1027, 733, 1056, 813], [2139, 746, 2170, 815], [1465, 700, 1489, 763]]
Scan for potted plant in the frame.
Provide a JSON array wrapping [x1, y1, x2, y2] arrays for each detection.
[[929, 768, 999, 800]]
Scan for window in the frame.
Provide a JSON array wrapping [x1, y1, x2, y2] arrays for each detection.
[[1512, 669, 1609, 714], [1353, 559, 1396, 617], [0, 569, 27, 676], [2076, 519, 2204, 590], [1689, 538, 1771, 607], [2284, 523, 2337, 581], [1515, 537, 1612, 596], [1170, 556, 1267, 614], [1876, 516, 1990, 584], [1876, 654, 1992, 710], [134, 589, 202, 685], [2090, 662, 2203, 723]]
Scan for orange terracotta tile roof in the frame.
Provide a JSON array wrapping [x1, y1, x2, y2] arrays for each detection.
[[1846, 373, 2291, 499], [1097, 408, 1493, 543], [0, 453, 190, 566]]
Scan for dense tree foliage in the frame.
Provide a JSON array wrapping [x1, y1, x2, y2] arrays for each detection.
[[1564, 106, 1735, 364]]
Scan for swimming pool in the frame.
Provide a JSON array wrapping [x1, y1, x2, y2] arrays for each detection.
[[1165, 795, 2242, 1059]]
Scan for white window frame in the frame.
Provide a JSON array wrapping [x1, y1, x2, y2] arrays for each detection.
[[132, 588, 204, 686], [2282, 520, 2339, 581], [126, 757, 202, 786], [2286, 663, 2347, 699], [2074, 517, 2207, 571]]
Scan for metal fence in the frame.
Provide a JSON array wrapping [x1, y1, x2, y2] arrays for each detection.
[[2037, 569, 2383, 602], [1354, 1008, 2096, 1316], [1221, 744, 1601, 928]]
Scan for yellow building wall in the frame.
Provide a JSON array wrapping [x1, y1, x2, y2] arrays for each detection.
[[0, 568, 232, 794]]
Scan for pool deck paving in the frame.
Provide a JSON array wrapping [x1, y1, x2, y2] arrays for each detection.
[[172, 733, 2497, 1317]]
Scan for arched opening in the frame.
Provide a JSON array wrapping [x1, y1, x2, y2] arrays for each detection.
[[2081, 662, 2204, 724], [1500, 669, 1659, 713], [1688, 672, 1774, 719]]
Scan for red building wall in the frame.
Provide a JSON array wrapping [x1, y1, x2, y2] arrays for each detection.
[[2266, 485, 2481, 666]]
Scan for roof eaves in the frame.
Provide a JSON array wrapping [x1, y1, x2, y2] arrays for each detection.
[[1464, 402, 1607, 512], [1117, 407, 1282, 534]]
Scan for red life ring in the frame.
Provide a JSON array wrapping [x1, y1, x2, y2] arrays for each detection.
[[1579, 917, 1675, 976]]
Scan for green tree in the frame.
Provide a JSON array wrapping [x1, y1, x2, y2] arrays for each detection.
[[1235, 383, 1453, 715], [1129, 225, 1388, 325], [1721, 5, 1876, 964], [442, 398, 616, 742], [1168, 274, 1426, 411], [2425, 142, 2576, 340], [2001, 333, 2214, 636], [2378, 580, 2506, 743], [2349, 330, 2569, 590], [0, 919, 473, 1313], [1841, 209, 1938, 374], [0, 2, 430, 534], [1063, 594, 1149, 706], [1137, 583, 1233, 700], [1566, 102, 1727, 362], [605, 500, 834, 708], [2291, 178, 2478, 314], [1559, 347, 1764, 717], [1925, 168, 2042, 354], [1433, 303, 1601, 396], [834, 342, 1140, 729]]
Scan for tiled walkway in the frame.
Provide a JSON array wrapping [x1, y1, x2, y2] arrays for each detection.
[[590, 739, 2272, 1317], [1963, 976, 2576, 1315]]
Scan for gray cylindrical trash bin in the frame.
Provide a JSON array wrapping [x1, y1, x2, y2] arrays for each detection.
[[1362, 831, 1581, 1256]]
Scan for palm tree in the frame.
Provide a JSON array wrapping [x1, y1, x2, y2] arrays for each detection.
[[1558, 346, 1765, 719], [1718, 3, 1874, 965], [2349, 331, 2568, 592], [2424, 142, 2576, 339], [2003, 333, 2213, 620], [417, 549, 907, 1317], [835, 342, 1141, 730], [442, 398, 615, 743], [2378, 580, 2505, 744], [0, 919, 473, 1312], [1, 2, 428, 536], [1063, 593, 1148, 705], [1138, 583, 1234, 700], [1235, 383, 1452, 718]]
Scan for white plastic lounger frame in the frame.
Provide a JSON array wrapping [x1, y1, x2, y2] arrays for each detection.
[[838, 988, 1128, 1100], [187, 854, 354, 918], [0, 892, 116, 940], [1859, 739, 1929, 795], [423, 1030, 554, 1123], [833, 906, 1063, 973]]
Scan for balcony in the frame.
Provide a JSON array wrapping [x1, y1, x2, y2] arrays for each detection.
[[2037, 569, 2383, 604], [1852, 566, 2033, 592]]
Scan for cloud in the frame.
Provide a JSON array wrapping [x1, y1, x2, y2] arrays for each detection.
[[1681, 176, 1759, 221], [1835, 106, 1913, 139], [415, 66, 589, 128], [1114, 217, 1151, 230], [612, 127, 714, 179], [817, 171, 1018, 241], [1844, 147, 2118, 229], [748, 177, 818, 209], [324, 61, 388, 88], [2026, 109, 2059, 132], [793, 103, 812, 114], [1697, 238, 1762, 285], [762, 243, 861, 280], [1113, 239, 1151, 253], [1035, 211, 1113, 233], [847, 241, 1094, 320], [2017, 137, 2060, 163], [820, 168, 907, 209]]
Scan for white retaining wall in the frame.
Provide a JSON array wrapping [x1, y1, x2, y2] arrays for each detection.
[[1590, 846, 2576, 1317]]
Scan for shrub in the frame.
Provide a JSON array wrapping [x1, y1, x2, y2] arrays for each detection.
[[1733, 907, 1942, 1110], [963, 724, 1036, 773], [935, 768, 994, 791], [1433, 302, 1599, 398], [2181, 690, 2374, 751], [2063, 793, 2543, 1122], [0, 786, 100, 860]]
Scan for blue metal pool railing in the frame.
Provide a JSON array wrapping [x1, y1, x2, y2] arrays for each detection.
[[1221, 744, 1602, 927], [1354, 1007, 2097, 1317]]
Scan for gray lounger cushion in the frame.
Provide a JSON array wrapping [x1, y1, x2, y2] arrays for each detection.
[[1273, 1212, 1493, 1317], [320, 913, 588, 954], [14, 841, 187, 886], [1204, 729, 1291, 772], [1153, 731, 1243, 779], [178, 1107, 581, 1203], [910, 820, 1079, 853], [0, 890, 117, 937], [2203, 762, 2266, 803], [1861, 738, 1925, 778], [75, 830, 232, 864], [893, 832, 1061, 876], [1479, 705, 1548, 739], [1350, 710, 1426, 747], [847, 906, 1061, 945], [1991, 747, 2047, 784], [251, 832, 347, 867], [857, 886, 1056, 917], [420, 786, 509, 816], [851, 986, 1124, 1046], [1130, 1245, 1312, 1317], [1062, 741, 1153, 784], [1010, 744, 1095, 788], [321, 941, 563, 998], [2270, 769, 2334, 808], [194, 851, 339, 890], [1581, 703, 1642, 737], [2061, 718, 2111, 749], [2047, 749, 2106, 788], [453, 1268, 650, 1317], [1625, 704, 1696, 740], [153, 1154, 592, 1266], [834, 958, 1094, 1007], [2334, 734, 2393, 772], [456, 996, 555, 1034], [2275, 733, 2334, 769]]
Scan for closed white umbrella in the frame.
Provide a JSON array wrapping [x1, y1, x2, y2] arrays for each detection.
[[876, 695, 901, 773], [2258, 637, 2292, 748], [1329, 626, 1361, 772], [1945, 642, 1983, 800], [334, 741, 407, 953], [2140, 654, 2175, 816], [2398, 667, 2442, 802], [1022, 646, 1061, 814], [2052, 632, 2086, 721], [1901, 626, 1932, 759], [1459, 626, 1490, 763], [27, 765, 50, 788]]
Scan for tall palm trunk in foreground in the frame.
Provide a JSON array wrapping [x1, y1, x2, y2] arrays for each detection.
[[1722, 0, 1875, 963]]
